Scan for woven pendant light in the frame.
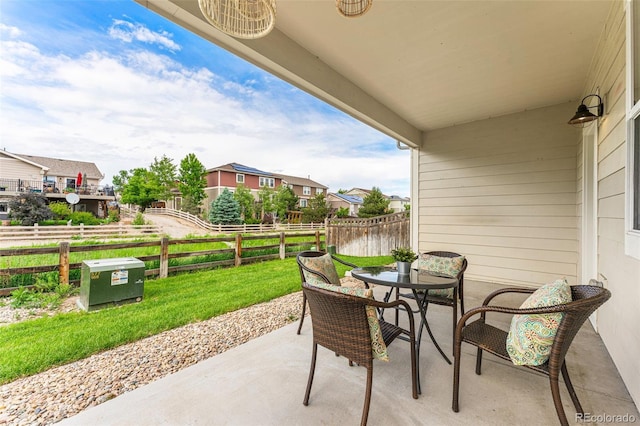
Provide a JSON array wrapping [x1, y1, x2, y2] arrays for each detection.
[[198, 0, 276, 39], [336, 0, 372, 17]]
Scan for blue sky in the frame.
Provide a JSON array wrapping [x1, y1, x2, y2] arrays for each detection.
[[0, 0, 410, 197]]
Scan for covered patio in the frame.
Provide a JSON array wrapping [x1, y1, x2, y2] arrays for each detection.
[[129, 0, 639, 418], [59, 281, 638, 425]]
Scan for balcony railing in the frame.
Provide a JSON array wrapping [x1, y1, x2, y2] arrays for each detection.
[[0, 178, 115, 197]]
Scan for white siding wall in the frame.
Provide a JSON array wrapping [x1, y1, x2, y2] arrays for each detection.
[[0, 155, 42, 180], [418, 102, 578, 286], [581, 0, 640, 407]]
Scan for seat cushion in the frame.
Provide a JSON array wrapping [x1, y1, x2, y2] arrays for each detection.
[[309, 281, 388, 361], [299, 253, 342, 286], [418, 254, 465, 298], [506, 279, 572, 366]]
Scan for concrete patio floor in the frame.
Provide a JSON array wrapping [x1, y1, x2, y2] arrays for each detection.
[[59, 281, 638, 426]]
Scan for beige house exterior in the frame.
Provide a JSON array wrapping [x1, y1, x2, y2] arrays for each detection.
[[138, 0, 639, 410]]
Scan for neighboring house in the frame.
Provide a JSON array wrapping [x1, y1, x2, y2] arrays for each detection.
[[344, 188, 409, 213], [327, 192, 362, 217], [140, 0, 640, 406], [204, 162, 327, 212], [0, 150, 113, 220], [272, 173, 327, 208], [388, 195, 410, 213]]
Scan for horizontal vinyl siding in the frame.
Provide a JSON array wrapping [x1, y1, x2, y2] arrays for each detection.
[[582, 0, 640, 408], [418, 102, 578, 286]]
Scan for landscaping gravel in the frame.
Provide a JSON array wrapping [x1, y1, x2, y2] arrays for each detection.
[[0, 292, 303, 426]]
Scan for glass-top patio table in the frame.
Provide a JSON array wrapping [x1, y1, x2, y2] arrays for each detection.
[[351, 266, 458, 393]]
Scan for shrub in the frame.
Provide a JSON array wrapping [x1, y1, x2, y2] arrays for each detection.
[[132, 212, 146, 226], [107, 209, 120, 223], [49, 201, 72, 220], [69, 211, 99, 225], [8, 193, 53, 225]]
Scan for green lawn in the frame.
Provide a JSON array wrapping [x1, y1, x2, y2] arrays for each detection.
[[0, 254, 392, 384]]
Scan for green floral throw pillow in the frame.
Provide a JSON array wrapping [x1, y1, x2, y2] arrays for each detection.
[[309, 281, 389, 361], [299, 253, 342, 286], [418, 254, 465, 298], [506, 279, 572, 366]]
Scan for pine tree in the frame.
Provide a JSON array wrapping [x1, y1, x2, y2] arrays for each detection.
[[357, 187, 392, 218], [209, 188, 242, 225]]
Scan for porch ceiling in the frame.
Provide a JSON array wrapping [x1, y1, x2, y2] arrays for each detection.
[[136, 0, 613, 146]]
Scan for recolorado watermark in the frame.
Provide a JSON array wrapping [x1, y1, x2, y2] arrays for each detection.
[[576, 413, 637, 423]]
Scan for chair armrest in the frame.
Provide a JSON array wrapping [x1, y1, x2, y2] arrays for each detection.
[[455, 298, 571, 342], [330, 254, 358, 269], [480, 286, 537, 307]]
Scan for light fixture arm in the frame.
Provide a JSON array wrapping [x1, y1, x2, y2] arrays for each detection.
[[579, 94, 604, 117]]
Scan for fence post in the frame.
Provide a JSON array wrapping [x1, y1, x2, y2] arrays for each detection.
[[235, 234, 242, 266], [59, 242, 70, 285], [160, 237, 169, 278], [315, 230, 321, 251], [80, 223, 84, 238], [279, 232, 285, 259], [34, 223, 39, 238]]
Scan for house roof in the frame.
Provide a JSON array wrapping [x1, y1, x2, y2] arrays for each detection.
[[274, 173, 327, 189], [8, 152, 104, 180], [207, 162, 272, 176], [329, 193, 363, 204], [137, 0, 613, 147]]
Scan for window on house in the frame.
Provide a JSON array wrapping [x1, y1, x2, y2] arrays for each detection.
[[316, 187, 323, 195], [236, 174, 244, 184], [259, 177, 274, 188], [299, 199, 307, 208], [303, 186, 310, 195], [0, 202, 7, 213]]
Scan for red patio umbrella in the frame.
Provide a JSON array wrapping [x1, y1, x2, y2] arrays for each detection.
[[76, 172, 82, 188]]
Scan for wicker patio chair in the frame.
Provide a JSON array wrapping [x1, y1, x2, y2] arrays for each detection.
[[395, 251, 468, 352], [302, 282, 418, 426], [452, 285, 611, 426], [296, 250, 359, 334]]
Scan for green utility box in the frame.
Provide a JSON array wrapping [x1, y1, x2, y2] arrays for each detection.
[[78, 257, 145, 311]]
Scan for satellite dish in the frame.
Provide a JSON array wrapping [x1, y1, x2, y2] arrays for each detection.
[[65, 193, 80, 205]]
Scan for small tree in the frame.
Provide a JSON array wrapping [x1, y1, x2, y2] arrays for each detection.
[[335, 207, 349, 218], [118, 168, 159, 211], [257, 185, 274, 220], [178, 153, 207, 209], [273, 184, 298, 221], [301, 192, 329, 223], [233, 184, 255, 222], [149, 155, 177, 202], [8, 193, 53, 225], [357, 187, 392, 218], [209, 188, 242, 225]]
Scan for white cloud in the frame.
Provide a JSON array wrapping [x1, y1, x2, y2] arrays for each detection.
[[0, 28, 410, 198], [108, 20, 180, 52], [0, 23, 22, 38]]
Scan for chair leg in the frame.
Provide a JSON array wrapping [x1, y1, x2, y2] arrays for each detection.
[[475, 348, 483, 375], [452, 300, 457, 356], [303, 343, 318, 406], [452, 334, 462, 412], [550, 376, 570, 426], [361, 365, 373, 426], [459, 280, 465, 315], [297, 293, 307, 335], [410, 335, 418, 399], [561, 362, 584, 414]]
